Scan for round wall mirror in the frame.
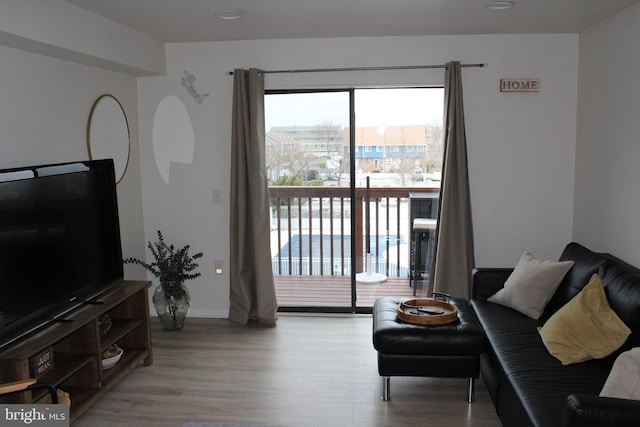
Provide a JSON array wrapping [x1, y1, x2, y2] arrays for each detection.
[[87, 94, 130, 183]]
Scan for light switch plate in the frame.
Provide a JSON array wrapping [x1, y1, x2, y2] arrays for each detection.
[[213, 189, 223, 204]]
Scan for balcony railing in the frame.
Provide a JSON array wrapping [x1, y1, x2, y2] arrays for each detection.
[[268, 186, 439, 278]]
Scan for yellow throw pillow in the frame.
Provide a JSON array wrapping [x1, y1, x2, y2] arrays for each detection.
[[538, 274, 631, 365]]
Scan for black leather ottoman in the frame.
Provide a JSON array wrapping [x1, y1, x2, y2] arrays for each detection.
[[372, 296, 486, 402]]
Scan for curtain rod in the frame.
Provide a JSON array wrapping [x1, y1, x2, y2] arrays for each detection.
[[225, 63, 486, 76]]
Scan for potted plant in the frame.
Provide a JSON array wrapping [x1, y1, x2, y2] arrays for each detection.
[[124, 230, 203, 330]]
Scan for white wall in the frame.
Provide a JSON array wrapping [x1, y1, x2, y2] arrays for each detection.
[[0, 0, 165, 76], [0, 44, 146, 276], [574, 2, 640, 266], [137, 34, 579, 317]]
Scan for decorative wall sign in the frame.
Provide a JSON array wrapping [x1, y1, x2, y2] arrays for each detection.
[[181, 70, 210, 104], [500, 79, 540, 92]]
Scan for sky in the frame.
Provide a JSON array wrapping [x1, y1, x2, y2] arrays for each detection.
[[265, 88, 444, 130]]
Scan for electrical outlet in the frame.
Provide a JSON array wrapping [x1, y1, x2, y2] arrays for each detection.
[[215, 260, 224, 275]]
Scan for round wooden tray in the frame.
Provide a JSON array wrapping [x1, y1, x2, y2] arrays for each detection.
[[396, 298, 458, 325]]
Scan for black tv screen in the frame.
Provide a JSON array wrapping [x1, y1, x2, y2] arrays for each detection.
[[0, 159, 124, 347]]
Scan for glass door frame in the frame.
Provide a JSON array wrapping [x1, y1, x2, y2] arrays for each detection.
[[267, 88, 359, 313]]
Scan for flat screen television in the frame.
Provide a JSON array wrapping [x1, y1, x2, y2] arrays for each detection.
[[0, 159, 124, 348]]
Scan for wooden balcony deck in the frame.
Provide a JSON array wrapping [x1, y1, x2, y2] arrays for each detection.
[[274, 275, 430, 310]]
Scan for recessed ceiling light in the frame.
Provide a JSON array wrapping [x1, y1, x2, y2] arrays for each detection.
[[486, 1, 515, 10], [215, 10, 244, 21]]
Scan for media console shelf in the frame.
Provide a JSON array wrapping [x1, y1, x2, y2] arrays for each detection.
[[0, 280, 152, 424]]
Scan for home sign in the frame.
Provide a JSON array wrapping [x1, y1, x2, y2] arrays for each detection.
[[500, 79, 539, 92]]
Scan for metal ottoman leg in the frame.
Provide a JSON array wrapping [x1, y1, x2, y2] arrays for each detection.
[[382, 376, 390, 401], [467, 377, 475, 403]]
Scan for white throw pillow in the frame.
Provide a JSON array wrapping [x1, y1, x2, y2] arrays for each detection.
[[488, 251, 574, 319], [600, 347, 640, 400]]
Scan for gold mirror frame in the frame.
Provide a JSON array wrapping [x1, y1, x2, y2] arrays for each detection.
[[87, 94, 130, 183]]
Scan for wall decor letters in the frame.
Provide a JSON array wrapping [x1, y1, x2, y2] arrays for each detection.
[[500, 79, 540, 92], [181, 70, 210, 104]]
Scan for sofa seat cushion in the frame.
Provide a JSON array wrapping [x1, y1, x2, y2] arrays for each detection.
[[471, 298, 612, 427]]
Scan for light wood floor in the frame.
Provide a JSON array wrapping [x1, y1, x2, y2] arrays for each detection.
[[73, 316, 502, 427]]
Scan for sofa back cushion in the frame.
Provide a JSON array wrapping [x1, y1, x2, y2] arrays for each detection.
[[543, 242, 607, 318], [600, 261, 640, 353]]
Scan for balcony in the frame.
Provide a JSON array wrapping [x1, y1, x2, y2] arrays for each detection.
[[269, 185, 439, 309]]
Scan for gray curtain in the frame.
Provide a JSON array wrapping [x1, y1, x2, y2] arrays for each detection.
[[428, 61, 476, 299], [229, 68, 278, 326]]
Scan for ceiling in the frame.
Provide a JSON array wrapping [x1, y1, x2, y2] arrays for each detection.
[[61, 0, 638, 43]]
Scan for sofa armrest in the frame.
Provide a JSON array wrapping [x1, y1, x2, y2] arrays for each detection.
[[562, 394, 640, 427], [471, 268, 513, 300]]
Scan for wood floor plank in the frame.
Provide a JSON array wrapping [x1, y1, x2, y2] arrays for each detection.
[[72, 316, 501, 427]]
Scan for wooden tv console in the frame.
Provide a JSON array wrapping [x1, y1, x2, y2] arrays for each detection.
[[0, 280, 152, 423]]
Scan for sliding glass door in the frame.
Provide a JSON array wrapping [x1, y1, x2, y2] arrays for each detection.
[[352, 88, 443, 299], [265, 87, 443, 311], [266, 91, 353, 309]]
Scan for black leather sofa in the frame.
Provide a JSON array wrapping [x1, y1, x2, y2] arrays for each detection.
[[470, 242, 640, 427]]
